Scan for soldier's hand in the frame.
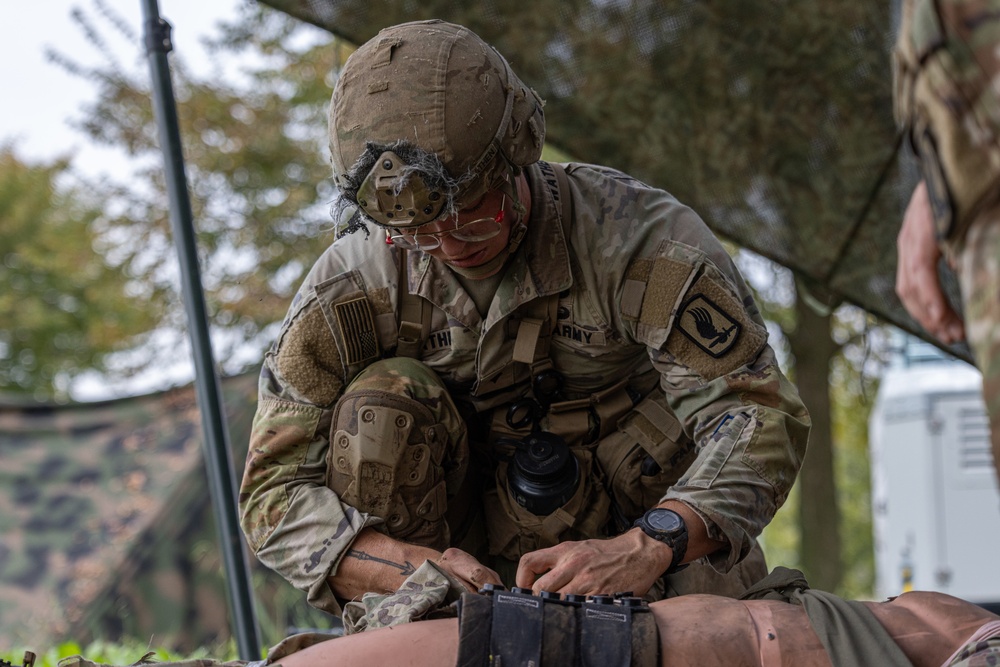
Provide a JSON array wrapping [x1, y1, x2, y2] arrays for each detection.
[[434, 547, 503, 593], [896, 180, 966, 344], [514, 530, 672, 597]]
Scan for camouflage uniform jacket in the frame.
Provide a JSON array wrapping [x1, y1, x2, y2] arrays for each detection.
[[239, 161, 810, 615]]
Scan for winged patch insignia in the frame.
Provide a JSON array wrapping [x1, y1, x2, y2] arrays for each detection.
[[677, 294, 742, 358]]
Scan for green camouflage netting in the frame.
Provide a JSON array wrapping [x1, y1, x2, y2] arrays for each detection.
[[0, 372, 333, 651], [257, 0, 972, 362]]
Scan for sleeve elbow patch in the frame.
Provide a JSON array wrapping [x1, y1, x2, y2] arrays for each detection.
[[241, 397, 325, 550], [275, 299, 346, 406]]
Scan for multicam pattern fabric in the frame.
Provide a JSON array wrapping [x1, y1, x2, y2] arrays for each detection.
[[0, 373, 270, 649], [955, 202, 1000, 482], [239, 160, 810, 615], [894, 0, 1000, 241], [945, 620, 1000, 666], [329, 20, 545, 224], [341, 559, 463, 634]]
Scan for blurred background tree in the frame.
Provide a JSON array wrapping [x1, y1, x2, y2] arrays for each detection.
[[24, 1, 349, 399], [0, 146, 161, 401], [1, 6, 347, 647]]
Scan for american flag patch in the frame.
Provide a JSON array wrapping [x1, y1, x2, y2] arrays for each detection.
[[335, 297, 380, 365]]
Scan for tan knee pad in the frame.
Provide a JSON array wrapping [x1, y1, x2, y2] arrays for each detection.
[[327, 365, 468, 550]]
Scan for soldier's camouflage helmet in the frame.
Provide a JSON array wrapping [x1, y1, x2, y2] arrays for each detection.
[[329, 20, 545, 228]]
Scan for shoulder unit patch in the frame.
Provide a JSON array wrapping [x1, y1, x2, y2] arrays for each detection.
[[664, 266, 768, 380], [677, 294, 742, 358]]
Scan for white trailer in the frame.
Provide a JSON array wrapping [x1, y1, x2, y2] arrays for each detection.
[[869, 338, 1000, 612]]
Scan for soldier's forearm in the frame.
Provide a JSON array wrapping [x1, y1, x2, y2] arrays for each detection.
[[328, 527, 441, 600], [659, 500, 726, 564]]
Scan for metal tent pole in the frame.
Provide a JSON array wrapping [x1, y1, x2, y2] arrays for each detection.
[[140, 0, 261, 657]]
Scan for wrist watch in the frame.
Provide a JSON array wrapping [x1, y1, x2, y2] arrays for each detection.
[[634, 507, 689, 574]]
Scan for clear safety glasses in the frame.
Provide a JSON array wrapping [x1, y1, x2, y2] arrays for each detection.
[[387, 194, 506, 251]]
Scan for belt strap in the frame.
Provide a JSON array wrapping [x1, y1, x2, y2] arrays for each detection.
[[545, 378, 635, 442], [581, 604, 654, 667], [512, 162, 572, 372]]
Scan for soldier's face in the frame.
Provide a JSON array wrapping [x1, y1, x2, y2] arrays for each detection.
[[419, 187, 514, 276]]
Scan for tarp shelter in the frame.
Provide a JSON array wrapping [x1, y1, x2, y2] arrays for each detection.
[[0, 373, 329, 650], [258, 0, 971, 362]]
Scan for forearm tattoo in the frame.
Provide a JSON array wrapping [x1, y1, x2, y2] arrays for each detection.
[[346, 548, 418, 576]]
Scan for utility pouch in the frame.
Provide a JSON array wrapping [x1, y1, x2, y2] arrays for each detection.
[[483, 448, 610, 561]]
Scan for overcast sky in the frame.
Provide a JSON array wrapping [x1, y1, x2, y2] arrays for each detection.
[[1, 0, 250, 399], [1, 0, 240, 176]]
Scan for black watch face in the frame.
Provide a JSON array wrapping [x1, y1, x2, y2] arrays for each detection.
[[647, 509, 682, 533]]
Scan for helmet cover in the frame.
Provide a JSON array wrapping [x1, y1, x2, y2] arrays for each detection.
[[329, 20, 545, 228]]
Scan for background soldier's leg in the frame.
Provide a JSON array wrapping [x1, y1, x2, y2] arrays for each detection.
[[955, 202, 1000, 484]]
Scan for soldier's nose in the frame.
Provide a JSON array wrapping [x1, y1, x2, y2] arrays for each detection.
[[437, 233, 468, 255]]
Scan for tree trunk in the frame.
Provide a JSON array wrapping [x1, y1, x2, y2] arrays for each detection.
[[790, 287, 842, 592]]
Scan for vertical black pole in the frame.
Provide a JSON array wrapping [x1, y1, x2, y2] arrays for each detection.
[[140, 0, 261, 658]]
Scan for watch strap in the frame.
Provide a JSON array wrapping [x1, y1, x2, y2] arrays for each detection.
[[664, 529, 688, 574], [634, 509, 689, 574]]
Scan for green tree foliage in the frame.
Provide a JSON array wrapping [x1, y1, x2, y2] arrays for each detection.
[[0, 147, 160, 400], [42, 2, 349, 384]]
